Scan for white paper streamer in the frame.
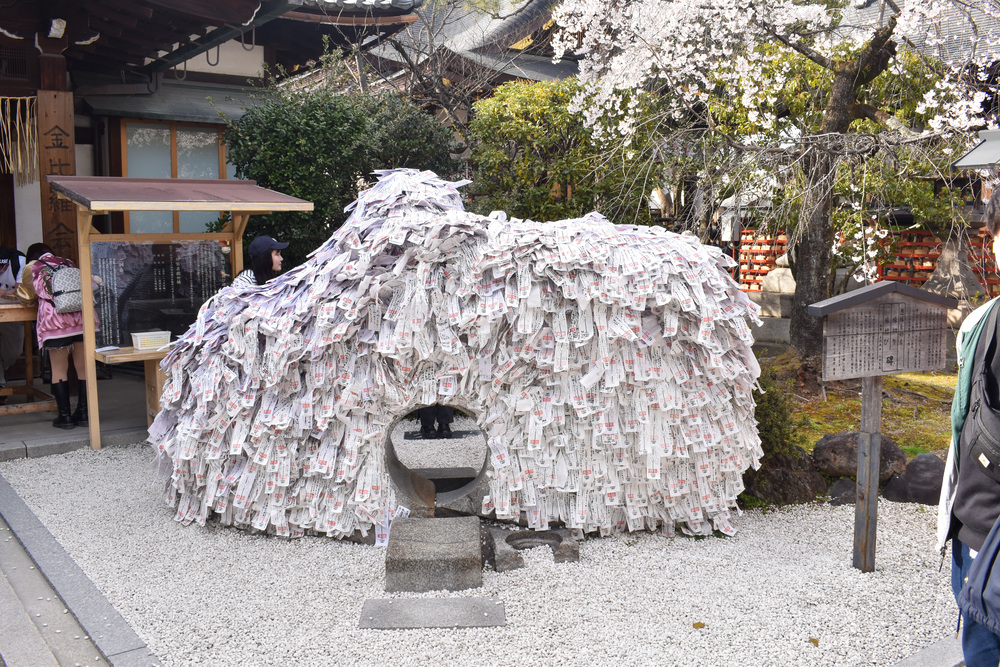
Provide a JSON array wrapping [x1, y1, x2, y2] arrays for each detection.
[[148, 169, 764, 539]]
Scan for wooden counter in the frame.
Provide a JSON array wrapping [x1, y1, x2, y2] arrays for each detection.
[[0, 298, 54, 415]]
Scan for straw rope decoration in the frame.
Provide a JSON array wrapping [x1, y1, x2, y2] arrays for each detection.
[[0, 96, 38, 186]]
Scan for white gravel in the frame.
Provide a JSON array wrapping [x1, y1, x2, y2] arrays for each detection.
[[1, 444, 955, 666], [393, 415, 487, 470]]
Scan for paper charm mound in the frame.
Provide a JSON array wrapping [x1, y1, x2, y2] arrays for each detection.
[[148, 169, 764, 540]]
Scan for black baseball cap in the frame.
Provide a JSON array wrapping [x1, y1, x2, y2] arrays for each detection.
[[248, 235, 289, 259]]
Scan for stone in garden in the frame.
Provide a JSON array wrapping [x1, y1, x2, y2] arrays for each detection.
[[385, 516, 482, 592], [881, 473, 909, 503], [482, 526, 525, 573], [828, 477, 857, 506], [903, 453, 946, 505], [358, 597, 505, 629], [812, 431, 906, 484], [741, 446, 827, 505]]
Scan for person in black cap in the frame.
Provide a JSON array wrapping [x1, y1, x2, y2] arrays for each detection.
[[232, 235, 289, 288]]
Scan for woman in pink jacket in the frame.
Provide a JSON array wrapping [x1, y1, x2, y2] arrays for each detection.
[[18, 243, 88, 429]]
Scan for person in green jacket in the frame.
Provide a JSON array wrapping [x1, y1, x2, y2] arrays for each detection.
[[937, 188, 1000, 666]]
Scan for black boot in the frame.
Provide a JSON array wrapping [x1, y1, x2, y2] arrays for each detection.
[[436, 423, 452, 439], [51, 381, 76, 430], [72, 380, 88, 425]]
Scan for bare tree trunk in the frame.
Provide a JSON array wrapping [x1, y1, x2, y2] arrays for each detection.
[[788, 68, 863, 358], [789, 149, 835, 358]]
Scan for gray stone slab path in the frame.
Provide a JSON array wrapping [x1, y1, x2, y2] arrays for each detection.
[[0, 473, 161, 666], [359, 597, 506, 629]]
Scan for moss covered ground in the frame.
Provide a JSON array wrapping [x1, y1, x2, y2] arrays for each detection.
[[793, 370, 955, 459]]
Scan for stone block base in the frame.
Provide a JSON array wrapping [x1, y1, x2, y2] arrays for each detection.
[[385, 516, 483, 592]]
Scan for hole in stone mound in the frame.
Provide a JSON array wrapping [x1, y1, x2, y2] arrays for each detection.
[[505, 530, 563, 551], [388, 409, 489, 504]]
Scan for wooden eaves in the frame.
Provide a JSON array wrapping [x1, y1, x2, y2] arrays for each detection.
[[46, 175, 314, 450]]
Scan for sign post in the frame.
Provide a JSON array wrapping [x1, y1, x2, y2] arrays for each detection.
[[809, 282, 956, 572]]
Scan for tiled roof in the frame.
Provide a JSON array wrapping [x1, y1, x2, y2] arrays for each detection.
[[303, 0, 425, 10], [838, 0, 1000, 66], [368, 0, 565, 78]]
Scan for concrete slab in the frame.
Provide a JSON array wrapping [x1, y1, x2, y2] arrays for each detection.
[[386, 516, 483, 592], [750, 316, 790, 344], [0, 440, 26, 461], [890, 635, 963, 667], [359, 597, 506, 629], [483, 526, 525, 573], [0, 516, 107, 667], [748, 291, 793, 318]]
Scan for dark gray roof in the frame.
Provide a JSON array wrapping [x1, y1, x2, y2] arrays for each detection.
[[807, 280, 957, 317], [83, 81, 252, 125], [369, 0, 566, 78], [457, 50, 577, 82]]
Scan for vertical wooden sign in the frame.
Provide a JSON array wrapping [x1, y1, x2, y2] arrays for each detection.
[[37, 91, 77, 262]]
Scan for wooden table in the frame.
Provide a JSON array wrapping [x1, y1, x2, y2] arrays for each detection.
[[93, 346, 169, 428], [0, 299, 55, 415]]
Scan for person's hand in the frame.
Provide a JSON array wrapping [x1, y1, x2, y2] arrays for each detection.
[[0, 287, 14, 299]]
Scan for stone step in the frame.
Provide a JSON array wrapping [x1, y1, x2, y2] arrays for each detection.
[[385, 516, 483, 592], [0, 564, 59, 667]]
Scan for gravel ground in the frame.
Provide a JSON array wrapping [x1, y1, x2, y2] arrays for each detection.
[[393, 416, 487, 469], [1, 444, 954, 667]]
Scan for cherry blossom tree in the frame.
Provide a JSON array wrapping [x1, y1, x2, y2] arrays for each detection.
[[552, 0, 1000, 358]]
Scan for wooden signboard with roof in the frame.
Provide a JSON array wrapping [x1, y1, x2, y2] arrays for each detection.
[[46, 176, 313, 450], [808, 282, 956, 572]]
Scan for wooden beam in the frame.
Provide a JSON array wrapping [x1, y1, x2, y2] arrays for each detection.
[[854, 375, 883, 572], [95, 0, 155, 20], [144, 0, 274, 27], [76, 205, 102, 450], [232, 213, 249, 275]]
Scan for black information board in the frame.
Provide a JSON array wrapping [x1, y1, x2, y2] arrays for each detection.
[[92, 240, 230, 347]]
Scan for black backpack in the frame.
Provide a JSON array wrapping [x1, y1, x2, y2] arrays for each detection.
[[957, 302, 1000, 634]]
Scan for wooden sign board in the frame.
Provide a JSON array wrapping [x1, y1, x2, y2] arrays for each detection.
[[91, 240, 230, 348], [820, 292, 948, 381], [808, 281, 956, 572], [38, 91, 78, 262]]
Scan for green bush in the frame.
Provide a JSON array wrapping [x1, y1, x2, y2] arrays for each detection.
[[224, 81, 459, 267], [468, 79, 652, 224], [753, 365, 808, 459]]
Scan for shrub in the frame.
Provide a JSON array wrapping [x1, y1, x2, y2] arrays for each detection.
[[223, 72, 459, 267]]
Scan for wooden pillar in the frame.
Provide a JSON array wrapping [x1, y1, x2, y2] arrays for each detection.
[[74, 205, 101, 449], [232, 213, 249, 276], [854, 375, 883, 572], [37, 90, 77, 262]]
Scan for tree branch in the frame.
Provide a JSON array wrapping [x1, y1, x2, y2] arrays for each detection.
[[849, 101, 920, 137], [759, 21, 834, 71], [853, 16, 898, 87]]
